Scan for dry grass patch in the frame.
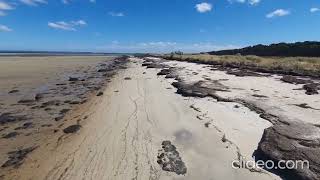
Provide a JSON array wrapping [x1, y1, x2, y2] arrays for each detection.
[[162, 54, 320, 77]]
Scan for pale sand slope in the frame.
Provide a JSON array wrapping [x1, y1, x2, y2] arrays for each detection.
[[163, 60, 320, 124], [5, 58, 279, 180]]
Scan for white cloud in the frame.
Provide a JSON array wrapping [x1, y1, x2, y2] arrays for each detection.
[[0, 24, 12, 32], [0, 1, 13, 10], [109, 12, 124, 17], [48, 20, 87, 31], [266, 9, 290, 18], [195, 2, 212, 13], [310, 8, 320, 13], [20, 0, 47, 6]]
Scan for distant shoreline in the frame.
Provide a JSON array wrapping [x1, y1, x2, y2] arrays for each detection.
[[0, 51, 133, 57]]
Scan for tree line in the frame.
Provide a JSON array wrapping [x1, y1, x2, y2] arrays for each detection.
[[207, 41, 320, 57]]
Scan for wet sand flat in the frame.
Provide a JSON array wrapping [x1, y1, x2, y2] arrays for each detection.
[[0, 55, 128, 178], [0, 56, 110, 89]]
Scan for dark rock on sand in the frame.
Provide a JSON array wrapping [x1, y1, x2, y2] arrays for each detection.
[[157, 69, 171, 76], [280, 75, 312, 84], [227, 69, 263, 77], [68, 77, 79, 82], [68, 100, 81, 105], [204, 122, 211, 128], [14, 122, 33, 130], [255, 121, 320, 180], [124, 77, 131, 80], [2, 132, 19, 139], [0, 113, 27, 125], [54, 115, 64, 121], [97, 68, 108, 72], [41, 100, 61, 108], [294, 103, 318, 110], [35, 93, 44, 101], [142, 60, 168, 69], [1, 146, 37, 168], [252, 94, 268, 98], [8, 90, 19, 94], [56, 83, 66, 86], [63, 125, 81, 134], [96, 92, 104, 96], [60, 109, 70, 114], [18, 98, 35, 104], [157, 141, 187, 175], [172, 80, 230, 100], [303, 83, 319, 95]]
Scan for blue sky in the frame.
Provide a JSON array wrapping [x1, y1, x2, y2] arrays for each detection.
[[0, 0, 320, 53]]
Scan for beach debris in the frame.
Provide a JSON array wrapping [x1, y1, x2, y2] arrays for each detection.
[[63, 124, 81, 134], [124, 77, 131, 80], [157, 141, 187, 175]]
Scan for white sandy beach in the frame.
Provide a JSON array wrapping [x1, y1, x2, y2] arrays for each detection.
[[1, 57, 319, 180]]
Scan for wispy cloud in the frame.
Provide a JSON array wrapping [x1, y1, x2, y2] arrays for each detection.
[[228, 0, 261, 5], [48, 20, 87, 31], [20, 0, 47, 6], [266, 9, 290, 18], [0, 24, 12, 32], [109, 12, 124, 17], [62, 0, 95, 4], [248, 0, 260, 5], [0, 1, 14, 16], [195, 2, 212, 13], [0, 1, 14, 10], [96, 41, 239, 53], [310, 8, 320, 13]]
